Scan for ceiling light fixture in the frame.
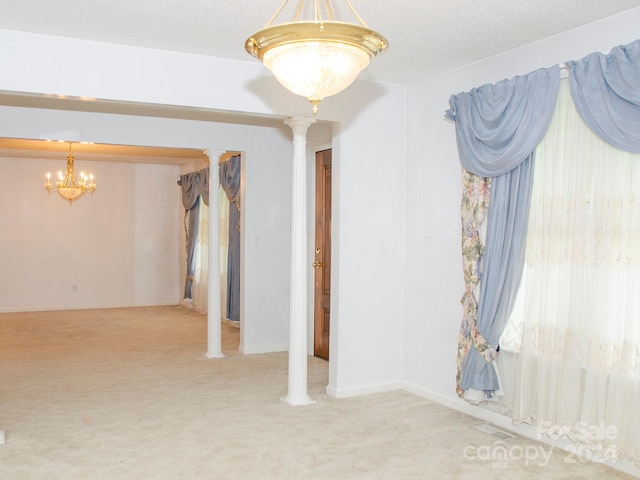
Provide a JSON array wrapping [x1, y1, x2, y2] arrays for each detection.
[[44, 142, 96, 205], [245, 0, 388, 115]]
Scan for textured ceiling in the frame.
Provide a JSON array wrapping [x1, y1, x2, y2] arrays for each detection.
[[1, 1, 639, 162], [1, 0, 639, 85]]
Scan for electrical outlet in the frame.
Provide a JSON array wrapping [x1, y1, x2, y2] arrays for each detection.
[[71, 284, 78, 293]]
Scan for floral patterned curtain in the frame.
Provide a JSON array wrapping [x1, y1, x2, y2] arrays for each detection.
[[456, 170, 492, 396]]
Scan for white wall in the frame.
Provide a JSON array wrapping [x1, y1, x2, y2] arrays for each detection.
[[241, 140, 291, 354], [0, 156, 180, 311], [323, 85, 407, 397], [403, 9, 640, 477]]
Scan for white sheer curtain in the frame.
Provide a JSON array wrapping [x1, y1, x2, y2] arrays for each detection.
[[219, 185, 230, 320], [192, 196, 209, 312], [189, 186, 230, 317], [188, 186, 230, 317], [499, 80, 640, 465]]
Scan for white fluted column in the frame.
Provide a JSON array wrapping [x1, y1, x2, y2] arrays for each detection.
[[206, 149, 225, 359], [283, 116, 316, 406]]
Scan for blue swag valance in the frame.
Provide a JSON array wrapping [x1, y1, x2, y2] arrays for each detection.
[[445, 66, 559, 177], [180, 167, 210, 209], [567, 39, 640, 154]]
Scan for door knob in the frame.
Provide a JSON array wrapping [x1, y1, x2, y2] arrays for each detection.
[[313, 261, 323, 268]]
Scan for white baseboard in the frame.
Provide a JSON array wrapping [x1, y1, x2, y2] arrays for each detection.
[[402, 381, 502, 422], [326, 381, 404, 399], [239, 344, 288, 355], [0, 302, 181, 314]]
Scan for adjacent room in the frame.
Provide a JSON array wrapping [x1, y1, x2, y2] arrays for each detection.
[[1, 1, 639, 478]]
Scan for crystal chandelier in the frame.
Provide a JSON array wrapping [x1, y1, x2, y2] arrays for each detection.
[[245, 0, 388, 114], [44, 142, 96, 204]]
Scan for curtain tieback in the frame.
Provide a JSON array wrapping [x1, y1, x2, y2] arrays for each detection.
[[460, 291, 499, 361], [471, 324, 499, 362]]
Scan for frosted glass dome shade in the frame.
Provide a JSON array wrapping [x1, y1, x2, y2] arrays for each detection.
[[264, 41, 369, 105]]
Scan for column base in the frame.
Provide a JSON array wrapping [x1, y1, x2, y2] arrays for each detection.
[[204, 352, 226, 359], [280, 395, 316, 406]]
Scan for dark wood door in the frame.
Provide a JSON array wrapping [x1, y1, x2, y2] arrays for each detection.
[[314, 149, 331, 360]]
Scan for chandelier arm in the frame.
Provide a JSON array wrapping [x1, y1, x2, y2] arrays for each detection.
[[324, 0, 334, 21], [295, 0, 304, 22], [265, 0, 291, 27], [344, 0, 367, 26], [265, 0, 365, 25]]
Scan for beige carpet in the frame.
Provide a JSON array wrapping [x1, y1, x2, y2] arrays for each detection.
[[0, 306, 634, 479]]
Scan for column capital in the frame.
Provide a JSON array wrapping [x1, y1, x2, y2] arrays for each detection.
[[205, 149, 225, 164], [284, 116, 316, 136]]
